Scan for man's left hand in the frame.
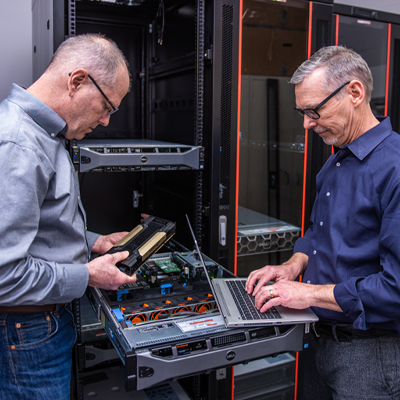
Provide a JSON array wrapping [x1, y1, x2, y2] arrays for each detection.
[[254, 281, 343, 313], [92, 232, 129, 255]]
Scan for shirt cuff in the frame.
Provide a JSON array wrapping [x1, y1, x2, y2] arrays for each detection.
[[58, 262, 89, 302], [334, 278, 366, 330], [86, 231, 101, 252]]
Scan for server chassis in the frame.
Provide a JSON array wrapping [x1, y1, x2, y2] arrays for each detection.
[[83, 246, 310, 393]]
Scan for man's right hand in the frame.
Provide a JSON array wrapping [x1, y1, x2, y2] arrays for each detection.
[[86, 251, 136, 290], [245, 252, 308, 296]]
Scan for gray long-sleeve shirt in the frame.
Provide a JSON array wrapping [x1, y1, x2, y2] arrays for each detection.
[[0, 84, 97, 305]]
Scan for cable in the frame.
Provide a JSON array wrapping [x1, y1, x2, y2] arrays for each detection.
[[154, 0, 165, 45]]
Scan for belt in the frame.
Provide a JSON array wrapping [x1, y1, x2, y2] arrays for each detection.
[[0, 304, 57, 314], [312, 321, 393, 342]]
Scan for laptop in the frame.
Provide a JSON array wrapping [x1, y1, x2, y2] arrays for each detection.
[[186, 215, 318, 328]]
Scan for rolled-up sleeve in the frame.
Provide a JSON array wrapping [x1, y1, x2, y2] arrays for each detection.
[[87, 231, 101, 252], [293, 223, 312, 257]]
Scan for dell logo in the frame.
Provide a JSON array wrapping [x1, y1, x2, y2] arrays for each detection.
[[226, 351, 236, 361], [140, 156, 148, 163]]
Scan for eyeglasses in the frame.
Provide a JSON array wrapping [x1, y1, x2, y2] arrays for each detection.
[[88, 74, 119, 116], [295, 81, 351, 120]]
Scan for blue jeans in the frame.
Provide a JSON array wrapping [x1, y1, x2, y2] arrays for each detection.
[[0, 305, 76, 399], [298, 329, 400, 399]]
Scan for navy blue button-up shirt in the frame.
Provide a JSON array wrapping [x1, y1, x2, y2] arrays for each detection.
[[294, 117, 400, 333], [0, 84, 99, 305]]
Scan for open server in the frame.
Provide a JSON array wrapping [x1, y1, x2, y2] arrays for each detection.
[[84, 244, 311, 392]]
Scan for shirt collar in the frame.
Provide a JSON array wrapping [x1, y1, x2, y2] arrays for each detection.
[[7, 84, 67, 137], [345, 117, 392, 160]]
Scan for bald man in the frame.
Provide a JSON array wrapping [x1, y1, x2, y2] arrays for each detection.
[[0, 34, 136, 398]]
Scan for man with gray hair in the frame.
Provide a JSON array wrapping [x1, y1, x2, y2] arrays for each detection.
[[0, 34, 136, 398], [246, 45, 400, 399]]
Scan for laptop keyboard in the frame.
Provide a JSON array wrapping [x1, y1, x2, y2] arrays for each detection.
[[227, 280, 282, 320]]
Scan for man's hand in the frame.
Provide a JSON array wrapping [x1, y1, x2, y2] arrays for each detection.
[[141, 213, 150, 222], [86, 251, 136, 290], [245, 252, 308, 296], [253, 281, 343, 313], [92, 232, 129, 255], [243, 252, 344, 312]]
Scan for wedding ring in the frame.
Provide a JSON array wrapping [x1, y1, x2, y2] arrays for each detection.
[[270, 289, 274, 298]]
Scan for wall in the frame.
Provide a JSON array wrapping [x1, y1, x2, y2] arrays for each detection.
[[0, 0, 32, 102]]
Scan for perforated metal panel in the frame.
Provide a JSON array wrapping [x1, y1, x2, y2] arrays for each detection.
[[213, 0, 240, 272], [316, 18, 330, 50], [219, 5, 234, 209], [237, 230, 300, 256]]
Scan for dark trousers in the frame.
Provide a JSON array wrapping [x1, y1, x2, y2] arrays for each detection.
[[297, 327, 400, 400]]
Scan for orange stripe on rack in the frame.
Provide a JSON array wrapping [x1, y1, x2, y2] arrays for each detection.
[[385, 24, 391, 116]]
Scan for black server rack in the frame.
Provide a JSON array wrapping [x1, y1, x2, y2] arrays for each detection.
[[33, 0, 241, 399], [333, 4, 400, 135], [237, 1, 334, 399], [33, 0, 240, 271], [237, 0, 334, 278]]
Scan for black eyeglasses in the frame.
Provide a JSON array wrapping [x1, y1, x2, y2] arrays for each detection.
[[88, 74, 119, 116], [295, 81, 351, 120]]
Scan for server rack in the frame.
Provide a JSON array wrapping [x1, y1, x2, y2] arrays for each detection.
[[237, 1, 334, 399], [33, 0, 241, 398], [33, 0, 240, 270], [237, 0, 334, 279], [333, 3, 400, 135]]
